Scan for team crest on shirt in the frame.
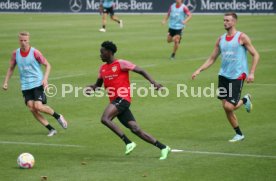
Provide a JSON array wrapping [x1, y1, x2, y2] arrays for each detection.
[[112, 66, 117, 72]]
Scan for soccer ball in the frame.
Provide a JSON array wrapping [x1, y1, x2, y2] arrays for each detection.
[[17, 153, 35, 169]]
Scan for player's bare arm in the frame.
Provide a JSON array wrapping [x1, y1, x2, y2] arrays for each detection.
[[41, 59, 51, 88], [85, 78, 103, 95], [3, 59, 16, 90], [192, 38, 221, 80], [132, 66, 163, 90], [182, 14, 192, 25], [162, 14, 169, 25], [240, 33, 260, 83]]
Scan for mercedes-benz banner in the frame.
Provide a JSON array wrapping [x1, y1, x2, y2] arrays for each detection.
[[0, 0, 275, 13]]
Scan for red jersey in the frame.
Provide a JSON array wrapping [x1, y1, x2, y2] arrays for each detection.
[[98, 59, 136, 103]]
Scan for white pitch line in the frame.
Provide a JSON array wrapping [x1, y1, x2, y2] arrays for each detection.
[[0, 141, 84, 148], [132, 79, 178, 84], [259, 48, 275, 52], [171, 149, 184, 152], [171, 149, 276, 159], [49, 73, 88, 80], [131, 80, 276, 86], [0, 73, 88, 80], [140, 64, 157, 68], [248, 83, 276, 86], [184, 56, 207, 61]]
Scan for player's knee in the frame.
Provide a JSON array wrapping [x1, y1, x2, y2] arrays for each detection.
[[130, 124, 141, 134], [27, 104, 35, 112], [223, 103, 234, 112], [167, 36, 172, 43], [101, 117, 110, 125], [34, 103, 43, 112], [174, 38, 180, 44], [101, 118, 107, 125]]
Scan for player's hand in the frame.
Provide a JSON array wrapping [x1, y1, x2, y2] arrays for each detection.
[[153, 82, 163, 90], [2, 83, 8, 90], [42, 79, 48, 88], [161, 20, 166, 25], [246, 73, 254, 83], [182, 20, 186, 25], [192, 69, 201, 80], [85, 85, 96, 95]]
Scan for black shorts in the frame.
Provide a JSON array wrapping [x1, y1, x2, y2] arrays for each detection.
[[217, 75, 244, 106], [168, 28, 182, 37], [22, 85, 47, 105], [103, 7, 114, 16], [111, 97, 136, 128]]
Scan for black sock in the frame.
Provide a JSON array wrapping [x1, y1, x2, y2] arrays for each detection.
[[171, 53, 175, 58], [52, 112, 60, 120], [242, 98, 247, 104], [234, 126, 243, 136], [103, 25, 106, 29], [121, 134, 132, 145], [45, 124, 55, 131], [154, 141, 166, 150]]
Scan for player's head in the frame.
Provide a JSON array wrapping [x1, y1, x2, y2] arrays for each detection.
[[18, 31, 30, 49], [176, 0, 183, 4], [224, 12, 238, 31], [100, 41, 117, 62]]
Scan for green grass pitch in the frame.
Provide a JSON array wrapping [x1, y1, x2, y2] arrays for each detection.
[[0, 14, 275, 181]]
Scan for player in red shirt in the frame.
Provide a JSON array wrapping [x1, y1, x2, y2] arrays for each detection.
[[86, 41, 171, 160]]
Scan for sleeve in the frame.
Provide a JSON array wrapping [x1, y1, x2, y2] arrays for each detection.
[[118, 60, 136, 71], [9, 51, 16, 66], [183, 6, 191, 16], [34, 49, 47, 65]]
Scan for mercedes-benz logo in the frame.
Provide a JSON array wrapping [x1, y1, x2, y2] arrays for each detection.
[[184, 0, 197, 12], [69, 0, 82, 12]]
